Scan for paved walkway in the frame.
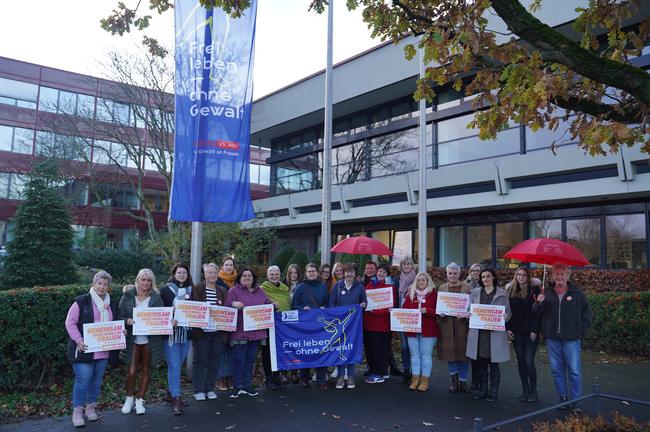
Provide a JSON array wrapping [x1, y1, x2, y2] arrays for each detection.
[[2, 350, 648, 432]]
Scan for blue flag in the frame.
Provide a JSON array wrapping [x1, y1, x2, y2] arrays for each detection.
[[171, 0, 257, 222], [270, 306, 364, 371]]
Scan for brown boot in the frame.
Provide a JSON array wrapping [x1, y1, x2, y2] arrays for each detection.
[[172, 397, 183, 415], [417, 376, 429, 392], [448, 374, 459, 393], [409, 375, 420, 391]]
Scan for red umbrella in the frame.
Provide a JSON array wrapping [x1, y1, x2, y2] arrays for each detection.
[[503, 238, 589, 267], [330, 236, 393, 256]]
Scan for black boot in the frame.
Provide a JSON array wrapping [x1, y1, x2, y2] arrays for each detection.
[[470, 361, 479, 392], [485, 366, 500, 403], [399, 370, 412, 384], [472, 373, 488, 400], [518, 383, 529, 402], [273, 372, 285, 390]]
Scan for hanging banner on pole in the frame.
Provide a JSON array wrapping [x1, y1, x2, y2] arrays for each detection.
[[171, 0, 257, 222]]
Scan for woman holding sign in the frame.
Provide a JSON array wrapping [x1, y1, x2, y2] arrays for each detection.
[[191, 263, 228, 401], [226, 268, 277, 398], [119, 269, 165, 415], [363, 264, 394, 384], [466, 268, 511, 402], [160, 263, 194, 415], [329, 262, 367, 389], [65, 271, 118, 428], [402, 272, 439, 392]]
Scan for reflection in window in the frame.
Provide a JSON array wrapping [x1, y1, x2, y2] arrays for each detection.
[[38, 87, 95, 117], [528, 219, 562, 239], [369, 128, 419, 177], [36, 131, 90, 161], [0, 77, 38, 109], [526, 111, 577, 151], [0, 125, 33, 154], [437, 124, 520, 166], [496, 222, 523, 268], [52, 179, 88, 206], [413, 228, 435, 268], [468, 225, 492, 267], [274, 154, 316, 193], [440, 226, 463, 266], [332, 141, 368, 185], [566, 218, 600, 266], [259, 165, 270, 186], [606, 214, 647, 269]]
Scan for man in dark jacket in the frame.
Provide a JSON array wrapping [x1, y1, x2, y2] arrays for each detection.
[[533, 262, 592, 411]]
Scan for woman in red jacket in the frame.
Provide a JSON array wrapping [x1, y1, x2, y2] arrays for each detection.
[[402, 272, 439, 392], [363, 264, 394, 384]]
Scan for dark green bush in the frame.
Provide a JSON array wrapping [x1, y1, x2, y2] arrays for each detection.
[[284, 250, 309, 278], [74, 248, 158, 283], [272, 245, 295, 274], [312, 250, 321, 266]]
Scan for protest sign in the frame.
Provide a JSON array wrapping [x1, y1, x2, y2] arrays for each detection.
[[436, 292, 471, 317], [365, 287, 394, 311], [174, 300, 209, 328], [133, 307, 173, 335], [270, 305, 363, 371], [83, 321, 126, 353], [469, 304, 506, 331], [243, 304, 275, 331], [206, 306, 238, 332], [390, 308, 422, 333]]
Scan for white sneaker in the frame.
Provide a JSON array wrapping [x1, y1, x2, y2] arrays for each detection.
[[335, 376, 345, 389], [206, 391, 218, 400], [121, 396, 134, 414], [194, 392, 206, 401], [330, 369, 339, 379], [134, 398, 145, 415], [311, 373, 317, 381]]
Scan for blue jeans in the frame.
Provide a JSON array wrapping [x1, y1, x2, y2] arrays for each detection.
[[546, 339, 582, 401], [447, 361, 470, 381], [192, 332, 224, 393], [337, 363, 356, 376], [164, 341, 191, 397], [217, 341, 232, 379], [407, 335, 436, 377], [232, 341, 259, 389], [72, 359, 109, 408]]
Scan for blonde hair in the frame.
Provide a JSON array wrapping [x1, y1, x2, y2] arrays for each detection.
[[135, 268, 158, 294], [408, 272, 435, 301], [508, 266, 530, 299]]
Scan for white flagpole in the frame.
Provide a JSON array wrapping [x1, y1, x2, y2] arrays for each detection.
[[417, 39, 427, 273], [321, 0, 334, 265]]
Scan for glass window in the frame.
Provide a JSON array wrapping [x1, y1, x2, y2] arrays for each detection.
[[38, 86, 59, 112], [440, 226, 463, 266], [96, 98, 113, 122], [0, 172, 9, 198], [13, 128, 33, 154], [437, 127, 520, 166], [566, 218, 601, 266], [496, 222, 523, 268], [392, 230, 413, 266], [52, 179, 88, 206], [0, 77, 38, 107], [528, 219, 562, 239], [413, 228, 435, 268], [468, 225, 492, 267], [8, 174, 27, 200], [333, 119, 349, 138], [114, 102, 130, 125], [350, 114, 368, 134], [391, 100, 413, 122], [371, 107, 389, 129], [371, 147, 418, 177], [259, 165, 270, 186], [438, 113, 479, 142], [274, 154, 316, 193], [250, 163, 260, 183], [526, 114, 577, 151], [77, 94, 95, 118], [437, 87, 462, 110], [332, 141, 368, 185], [606, 214, 647, 269], [0, 125, 12, 152], [58, 90, 77, 115]]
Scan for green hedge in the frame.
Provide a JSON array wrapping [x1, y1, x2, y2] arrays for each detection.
[[74, 248, 160, 283], [0, 286, 648, 392]]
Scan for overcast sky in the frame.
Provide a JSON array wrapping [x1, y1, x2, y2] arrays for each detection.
[[0, 1, 379, 99]]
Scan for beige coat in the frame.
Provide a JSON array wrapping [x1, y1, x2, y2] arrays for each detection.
[[436, 281, 471, 362], [465, 286, 512, 363]]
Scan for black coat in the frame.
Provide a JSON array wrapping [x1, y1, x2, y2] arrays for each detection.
[[532, 282, 592, 341], [66, 293, 119, 363]]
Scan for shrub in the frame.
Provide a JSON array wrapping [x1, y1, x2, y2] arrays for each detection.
[[272, 245, 295, 274], [74, 248, 158, 283], [284, 251, 309, 277], [312, 250, 321, 266], [532, 412, 649, 431]]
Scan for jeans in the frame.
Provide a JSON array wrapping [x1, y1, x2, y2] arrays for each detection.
[[300, 367, 328, 384], [217, 341, 232, 379], [192, 332, 224, 393], [447, 361, 470, 381], [164, 341, 191, 397], [546, 339, 582, 401], [337, 363, 356, 376], [407, 336, 436, 377], [512, 331, 539, 392], [399, 332, 411, 372], [72, 359, 109, 407], [232, 341, 259, 389]]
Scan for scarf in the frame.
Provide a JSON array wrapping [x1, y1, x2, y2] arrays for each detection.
[[89, 286, 110, 322], [167, 282, 191, 345], [399, 270, 417, 296], [415, 289, 427, 303], [219, 269, 237, 288], [260, 281, 291, 312]]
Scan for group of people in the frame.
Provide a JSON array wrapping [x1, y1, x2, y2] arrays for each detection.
[[64, 255, 592, 427]]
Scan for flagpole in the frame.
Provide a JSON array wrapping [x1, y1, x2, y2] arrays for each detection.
[[417, 39, 427, 273], [321, 0, 334, 265]]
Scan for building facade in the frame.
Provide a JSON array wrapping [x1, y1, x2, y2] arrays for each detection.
[[0, 57, 270, 248], [250, 4, 650, 270]]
